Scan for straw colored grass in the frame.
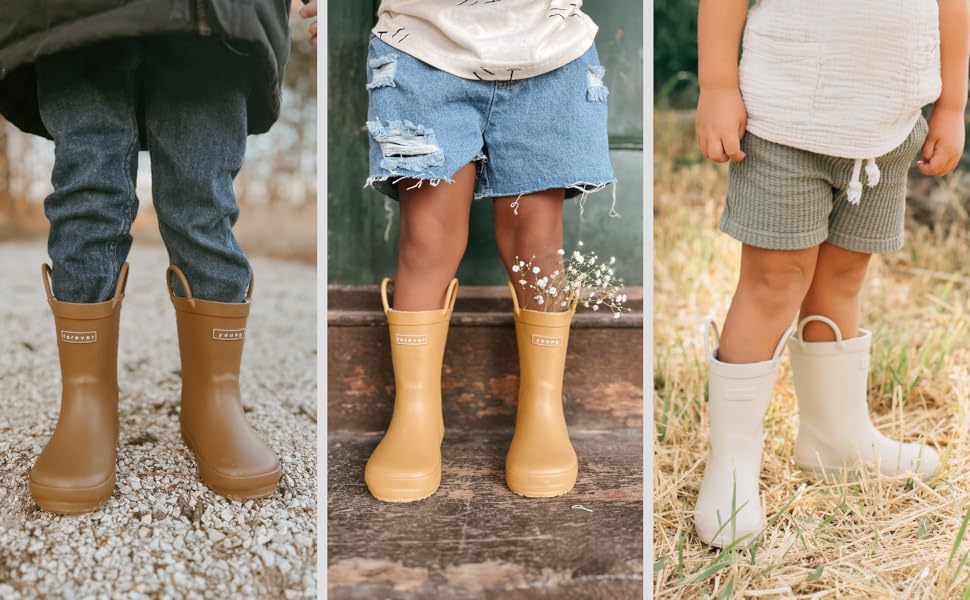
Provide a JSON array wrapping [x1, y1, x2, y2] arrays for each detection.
[[653, 116, 970, 598]]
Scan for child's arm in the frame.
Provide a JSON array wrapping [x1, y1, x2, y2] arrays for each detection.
[[918, 0, 969, 176], [695, 0, 749, 163]]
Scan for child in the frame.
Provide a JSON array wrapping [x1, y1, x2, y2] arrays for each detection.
[[694, 0, 969, 546], [0, 2, 313, 512], [360, 0, 615, 502]]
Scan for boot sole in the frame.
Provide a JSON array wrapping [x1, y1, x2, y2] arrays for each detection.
[[366, 469, 441, 503], [181, 430, 282, 500], [506, 468, 577, 498], [796, 460, 941, 482], [29, 473, 115, 514], [695, 520, 766, 549]]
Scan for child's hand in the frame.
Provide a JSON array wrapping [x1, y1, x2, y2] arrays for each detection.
[[299, 0, 317, 48], [695, 86, 747, 163], [917, 106, 965, 176]]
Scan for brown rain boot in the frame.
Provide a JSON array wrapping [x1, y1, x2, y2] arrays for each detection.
[[29, 263, 129, 514], [505, 282, 578, 497], [167, 265, 282, 499], [364, 278, 459, 502]]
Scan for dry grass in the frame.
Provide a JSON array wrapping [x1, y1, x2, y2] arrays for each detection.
[[653, 113, 970, 599]]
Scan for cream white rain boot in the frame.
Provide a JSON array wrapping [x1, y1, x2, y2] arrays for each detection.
[[694, 319, 794, 548], [789, 315, 940, 480]]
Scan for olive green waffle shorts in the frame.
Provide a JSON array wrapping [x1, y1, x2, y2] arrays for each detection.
[[720, 116, 928, 253]]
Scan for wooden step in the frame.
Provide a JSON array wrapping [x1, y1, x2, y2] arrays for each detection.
[[327, 286, 644, 432], [326, 429, 644, 600]]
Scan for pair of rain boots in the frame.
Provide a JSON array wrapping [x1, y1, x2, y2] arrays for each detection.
[[695, 315, 940, 547], [29, 263, 281, 514], [364, 279, 578, 502]]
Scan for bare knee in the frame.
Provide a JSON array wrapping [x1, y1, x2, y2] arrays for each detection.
[[739, 260, 814, 316], [812, 253, 870, 298], [399, 214, 467, 271]]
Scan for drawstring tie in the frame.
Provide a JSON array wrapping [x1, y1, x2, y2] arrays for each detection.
[[847, 158, 881, 205]]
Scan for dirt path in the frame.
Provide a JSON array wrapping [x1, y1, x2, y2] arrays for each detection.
[[0, 240, 317, 598]]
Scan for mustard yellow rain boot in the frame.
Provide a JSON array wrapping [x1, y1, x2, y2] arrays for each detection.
[[505, 282, 578, 497], [364, 278, 459, 502], [29, 263, 128, 514]]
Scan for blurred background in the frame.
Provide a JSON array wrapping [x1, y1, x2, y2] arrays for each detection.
[[653, 3, 970, 597], [0, 4, 317, 264], [328, 0, 644, 286]]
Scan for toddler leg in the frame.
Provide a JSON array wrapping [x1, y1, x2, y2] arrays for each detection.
[[719, 244, 819, 363], [36, 42, 141, 303], [493, 189, 565, 309], [392, 162, 475, 311], [799, 242, 870, 339], [143, 37, 251, 302]]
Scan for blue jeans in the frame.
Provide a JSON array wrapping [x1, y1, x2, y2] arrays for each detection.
[[36, 36, 252, 304]]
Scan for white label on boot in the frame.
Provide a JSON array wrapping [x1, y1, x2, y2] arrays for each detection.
[[395, 334, 428, 345], [531, 334, 562, 347], [61, 330, 97, 344], [725, 386, 754, 402], [212, 328, 245, 341]]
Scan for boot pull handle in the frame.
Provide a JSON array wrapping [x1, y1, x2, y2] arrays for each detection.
[[703, 317, 794, 361], [166, 265, 195, 308], [442, 278, 459, 312], [507, 281, 521, 317], [380, 277, 460, 314], [113, 262, 130, 303], [773, 324, 797, 359], [380, 277, 392, 314], [41, 262, 129, 306], [703, 317, 719, 359], [796, 315, 844, 346]]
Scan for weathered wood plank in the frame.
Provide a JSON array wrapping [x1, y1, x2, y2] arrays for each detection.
[[327, 430, 643, 600], [328, 285, 644, 313], [327, 324, 643, 432]]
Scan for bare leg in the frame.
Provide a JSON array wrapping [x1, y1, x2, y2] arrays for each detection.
[[718, 244, 819, 363], [493, 189, 565, 309], [393, 163, 476, 310], [799, 242, 871, 341]]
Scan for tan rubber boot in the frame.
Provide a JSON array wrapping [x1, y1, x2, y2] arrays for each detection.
[[167, 266, 282, 499], [29, 263, 129, 514], [694, 319, 793, 547], [364, 278, 459, 502], [790, 315, 941, 480], [505, 283, 578, 497]]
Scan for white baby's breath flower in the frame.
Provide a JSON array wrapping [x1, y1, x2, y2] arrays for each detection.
[[548, 286, 557, 295], [532, 266, 540, 274], [613, 312, 620, 319], [557, 249, 565, 256], [518, 279, 527, 286], [609, 256, 616, 265], [512, 264, 519, 272], [536, 296, 544, 305], [592, 304, 599, 311], [578, 241, 584, 247], [537, 278, 547, 289]]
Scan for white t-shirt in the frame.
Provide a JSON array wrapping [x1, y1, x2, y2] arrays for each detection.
[[740, 0, 941, 160], [372, 0, 599, 81]]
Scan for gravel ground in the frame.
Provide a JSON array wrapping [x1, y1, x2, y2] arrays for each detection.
[[0, 240, 317, 598]]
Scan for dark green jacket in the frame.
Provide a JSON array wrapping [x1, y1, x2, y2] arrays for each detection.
[[0, 0, 290, 142]]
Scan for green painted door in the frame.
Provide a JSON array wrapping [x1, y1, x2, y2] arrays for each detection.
[[327, 1, 643, 285]]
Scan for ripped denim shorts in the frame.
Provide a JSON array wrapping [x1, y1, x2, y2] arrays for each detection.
[[364, 36, 615, 205]]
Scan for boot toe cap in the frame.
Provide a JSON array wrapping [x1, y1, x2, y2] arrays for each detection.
[[694, 503, 764, 548], [29, 467, 115, 513]]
